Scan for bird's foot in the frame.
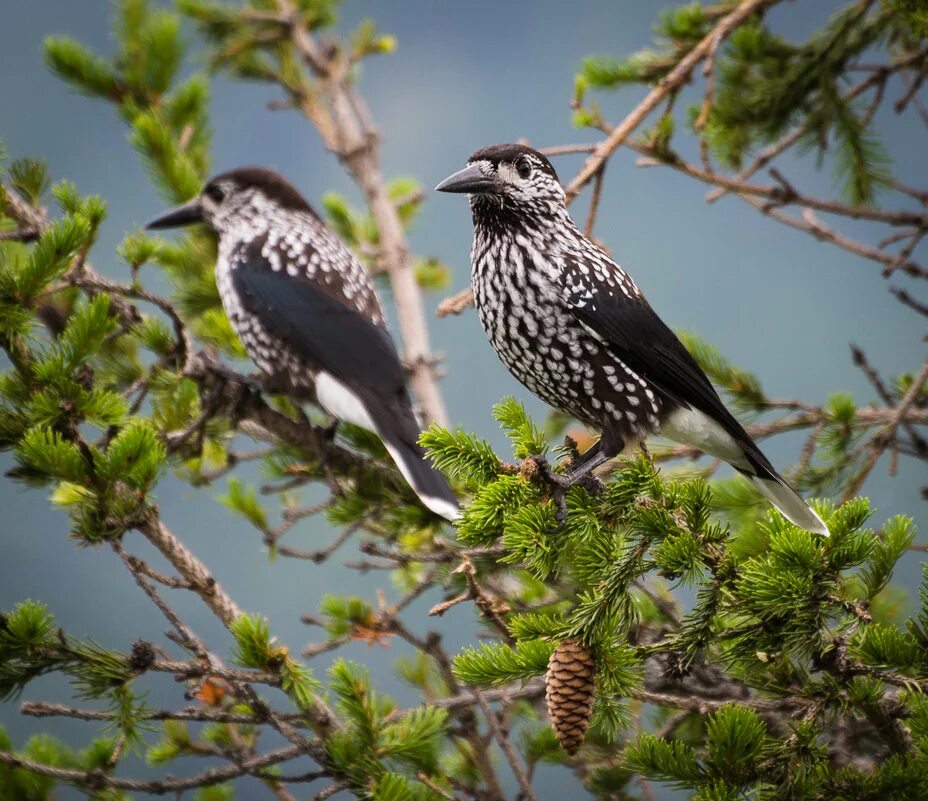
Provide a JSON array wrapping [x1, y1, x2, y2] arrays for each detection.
[[318, 419, 339, 444], [312, 419, 339, 476], [527, 454, 604, 526], [231, 375, 264, 420]]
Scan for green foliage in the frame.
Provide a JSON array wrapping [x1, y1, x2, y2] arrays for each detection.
[[325, 660, 448, 796], [493, 396, 547, 459], [0, 598, 146, 758], [279, 656, 323, 713], [625, 733, 704, 788], [220, 477, 268, 531], [413, 257, 451, 291], [1, 600, 55, 650], [499, 501, 561, 579], [378, 705, 447, 767], [350, 18, 397, 59], [146, 720, 191, 765], [578, 3, 713, 92], [627, 705, 769, 793], [16, 428, 87, 484], [9, 159, 49, 205], [860, 515, 916, 599], [0, 726, 65, 801], [700, 5, 895, 203], [230, 613, 321, 714], [419, 423, 500, 489], [452, 640, 554, 686], [886, 0, 928, 37], [320, 594, 375, 638], [195, 785, 236, 801], [230, 613, 274, 669], [455, 474, 541, 546], [852, 623, 922, 672], [704, 705, 769, 781], [577, 2, 901, 205], [44, 36, 123, 100], [47, 0, 184, 102], [131, 110, 203, 201], [15, 217, 89, 302]]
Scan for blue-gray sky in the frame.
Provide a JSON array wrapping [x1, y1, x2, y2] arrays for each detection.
[[0, 2, 924, 799]]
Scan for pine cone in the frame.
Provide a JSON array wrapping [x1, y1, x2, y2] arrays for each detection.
[[546, 639, 596, 755]]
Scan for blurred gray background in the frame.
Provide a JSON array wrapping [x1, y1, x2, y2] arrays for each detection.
[[0, 1, 924, 798]]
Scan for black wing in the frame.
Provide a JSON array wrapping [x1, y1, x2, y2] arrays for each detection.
[[559, 252, 775, 475], [232, 256, 421, 444]]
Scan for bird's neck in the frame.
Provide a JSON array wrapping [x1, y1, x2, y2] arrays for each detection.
[[470, 197, 576, 278], [470, 194, 567, 234]]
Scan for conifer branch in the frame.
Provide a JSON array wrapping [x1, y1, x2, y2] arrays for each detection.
[[566, 0, 781, 200]]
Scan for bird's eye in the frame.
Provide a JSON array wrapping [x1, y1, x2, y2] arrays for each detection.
[[515, 158, 533, 179], [205, 184, 225, 203]]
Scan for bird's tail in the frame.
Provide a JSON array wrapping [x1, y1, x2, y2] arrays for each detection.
[[661, 406, 828, 535], [380, 434, 460, 522], [739, 468, 829, 536]]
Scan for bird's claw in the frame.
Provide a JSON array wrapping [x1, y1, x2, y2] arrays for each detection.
[[312, 420, 339, 473], [231, 375, 263, 420], [528, 454, 604, 527], [318, 419, 339, 443]]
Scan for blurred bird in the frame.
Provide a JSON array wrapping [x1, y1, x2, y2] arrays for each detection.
[[437, 144, 826, 534], [147, 167, 458, 521]]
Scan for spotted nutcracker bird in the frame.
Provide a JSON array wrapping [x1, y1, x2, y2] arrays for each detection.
[[146, 167, 459, 521], [437, 144, 827, 535]]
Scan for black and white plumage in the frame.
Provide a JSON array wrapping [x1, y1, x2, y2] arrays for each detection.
[[437, 144, 827, 535], [146, 167, 458, 521]]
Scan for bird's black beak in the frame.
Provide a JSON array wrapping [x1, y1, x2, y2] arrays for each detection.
[[435, 163, 499, 194], [145, 198, 204, 230]]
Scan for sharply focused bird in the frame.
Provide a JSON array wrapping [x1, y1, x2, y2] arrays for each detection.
[[147, 167, 459, 521], [437, 144, 827, 535]]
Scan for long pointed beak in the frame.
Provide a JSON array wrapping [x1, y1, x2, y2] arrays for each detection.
[[435, 163, 499, 194], [145, 198, 204, 230]]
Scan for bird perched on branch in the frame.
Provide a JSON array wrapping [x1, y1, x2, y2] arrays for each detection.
[[147, 167, 458, 521], [437, 144, 827, 535]]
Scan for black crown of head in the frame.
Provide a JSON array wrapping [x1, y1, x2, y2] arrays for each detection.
[[468, 144, 559, 182], [204, 167, 316, 214]]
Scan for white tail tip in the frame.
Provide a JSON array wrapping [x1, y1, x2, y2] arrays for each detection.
[[749, 475, 829, 536], [421, 496, 461, 523]]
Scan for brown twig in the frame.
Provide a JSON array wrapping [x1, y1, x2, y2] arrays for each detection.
[[476, 692, 538, 801], [20, 701, 307, 727], [0, 744, 302, 794], [584, 162, 607, 239], [891, 287, 928, 316]]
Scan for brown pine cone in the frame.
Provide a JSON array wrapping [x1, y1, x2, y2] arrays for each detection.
[[546, 639, 596, 755]]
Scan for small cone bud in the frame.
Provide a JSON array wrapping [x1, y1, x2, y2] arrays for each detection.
[[546, 639, 595, 755]]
